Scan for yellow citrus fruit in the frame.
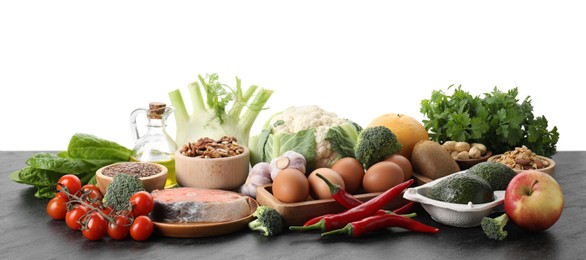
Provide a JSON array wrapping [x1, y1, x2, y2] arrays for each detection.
[[367, 113, 429, 160]]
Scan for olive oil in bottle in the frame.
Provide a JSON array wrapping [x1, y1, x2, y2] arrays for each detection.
[[130, 102, 178, 188]]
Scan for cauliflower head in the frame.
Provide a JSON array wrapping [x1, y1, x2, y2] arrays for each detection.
[[250, 105, 361, 172], [269, 106, 346, 168]]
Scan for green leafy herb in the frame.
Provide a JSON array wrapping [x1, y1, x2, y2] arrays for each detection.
[[420, 85, 559, 157]]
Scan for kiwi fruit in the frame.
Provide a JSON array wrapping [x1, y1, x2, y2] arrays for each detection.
[[411, 140, 460, 180]]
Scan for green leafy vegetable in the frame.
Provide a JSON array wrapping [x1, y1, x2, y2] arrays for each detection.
[[421, 85, 559, 157], [250, 106, 362, 172], [26, 153, 94, 174], [67, 133, 133, 161], [263, 128, 318, 171], [168, 73, 273, 147], [9, 133, 132, 199], [326, 120, 363, 158], [354, 126, 403, 169]]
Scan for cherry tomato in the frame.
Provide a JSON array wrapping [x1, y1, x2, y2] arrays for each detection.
[[108, 215, 131, 240], [66, 205, 89, 230], [57, 174, 81, 195], [82, 212, 107, 241], [47, 197, 68, 220], [130, 216, 153, 241], [80, 184, 103, 201], [101, 206, 113, 217], [129, 191, 154, 217], [54, 191, 69, 201]]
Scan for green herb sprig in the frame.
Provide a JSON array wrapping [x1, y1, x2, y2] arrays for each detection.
[[420, 85, 559, 157]]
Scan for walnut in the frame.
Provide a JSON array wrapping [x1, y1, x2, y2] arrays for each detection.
[[180, 136, 244, 158]]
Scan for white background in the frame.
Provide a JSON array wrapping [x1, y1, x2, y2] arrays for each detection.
[[1, 1, 583, 151]]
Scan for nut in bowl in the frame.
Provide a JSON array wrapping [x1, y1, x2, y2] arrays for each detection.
[[175, 137, 250, 190], [95, 162, 168, 195], [456, 151, 493, 170], [487, 145, 555, 175], [488, 155, 555, 175]]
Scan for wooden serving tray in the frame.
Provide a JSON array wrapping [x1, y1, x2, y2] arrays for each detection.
[[256, 185, 409, 226]]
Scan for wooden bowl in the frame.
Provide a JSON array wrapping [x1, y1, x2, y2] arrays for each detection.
[[455, 151, 493, 170], [95, 162, 168, 195], [175, 147, 250, 190], [487, 154, 556, 175]]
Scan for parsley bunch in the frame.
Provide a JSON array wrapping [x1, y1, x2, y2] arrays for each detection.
[[420, 85, 559, 157]]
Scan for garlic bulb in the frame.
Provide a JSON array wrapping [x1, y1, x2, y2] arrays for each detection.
[[270, 150, 307, 181], [239, 162, 272, 198]]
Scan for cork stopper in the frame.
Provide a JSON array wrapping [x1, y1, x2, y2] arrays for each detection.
[[148, 102, 166, 119]]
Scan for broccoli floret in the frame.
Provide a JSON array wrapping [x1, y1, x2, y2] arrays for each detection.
[[103, 174, 145, 211], [481, 213, 509, 241], [248, 206, 283, 236], [354, 126, 403, 169]]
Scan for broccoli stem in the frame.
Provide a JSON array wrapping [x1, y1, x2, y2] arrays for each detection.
[[481, 213, 509, 241], [248, 219, 270, 236]]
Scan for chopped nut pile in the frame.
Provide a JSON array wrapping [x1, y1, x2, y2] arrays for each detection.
[[179, 136, 245, 158], [491, 146, 550, 170]]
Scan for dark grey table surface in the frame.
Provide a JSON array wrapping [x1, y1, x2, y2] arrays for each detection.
[[1, 151, 585, 259]]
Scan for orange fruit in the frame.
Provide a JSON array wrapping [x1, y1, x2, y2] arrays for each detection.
[[367, 113, 429, 160]]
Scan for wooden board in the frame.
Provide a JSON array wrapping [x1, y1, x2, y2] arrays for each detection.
[[256, 185, 409, 226]]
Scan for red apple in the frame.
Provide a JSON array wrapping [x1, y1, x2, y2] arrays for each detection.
[[504, 170, 564, 231]]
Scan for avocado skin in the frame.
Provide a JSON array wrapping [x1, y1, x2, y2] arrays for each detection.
[[467, 162, 517, 190], [427, 173, 494, 204]]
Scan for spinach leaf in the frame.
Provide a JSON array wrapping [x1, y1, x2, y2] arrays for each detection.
[[9, 170, 23, 184], [81, 159, 121, 169], [26, 153, 94, 174], [18, 166, 63, 186], [34, 185, 56, 199], [67, 133, 132, 161]]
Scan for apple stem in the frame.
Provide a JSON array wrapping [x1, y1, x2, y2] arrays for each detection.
[[529, 179, 539, 196]]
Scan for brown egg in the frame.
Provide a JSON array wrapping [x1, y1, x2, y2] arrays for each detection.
[[272, 168, 309, 203], [384, 154, 413, 181], [331, 157, 364, 194], [363, 161, 404, 193], [308, 168, 345, 200]]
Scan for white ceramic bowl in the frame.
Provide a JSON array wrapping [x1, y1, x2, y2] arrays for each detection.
[[403, 170, 504, 228]]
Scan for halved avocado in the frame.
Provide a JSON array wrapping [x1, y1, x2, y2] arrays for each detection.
[[427, 173, 493, 204], [467, 161, 516, 191]]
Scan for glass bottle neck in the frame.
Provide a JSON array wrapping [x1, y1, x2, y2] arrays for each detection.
[[147, 118, 166, 128]]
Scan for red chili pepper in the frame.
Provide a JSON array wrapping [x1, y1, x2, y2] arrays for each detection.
[[302, 173, 415, 226], [391, 201, 415, 215], [321, 214, 439, 237], [290, 178, 414, 232]]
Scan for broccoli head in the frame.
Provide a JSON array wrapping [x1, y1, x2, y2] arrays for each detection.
[[354, 126, 403, 169], [481, 213, 509, 241], [103, 174, 145, 211], [248, 206, 283, 236]]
